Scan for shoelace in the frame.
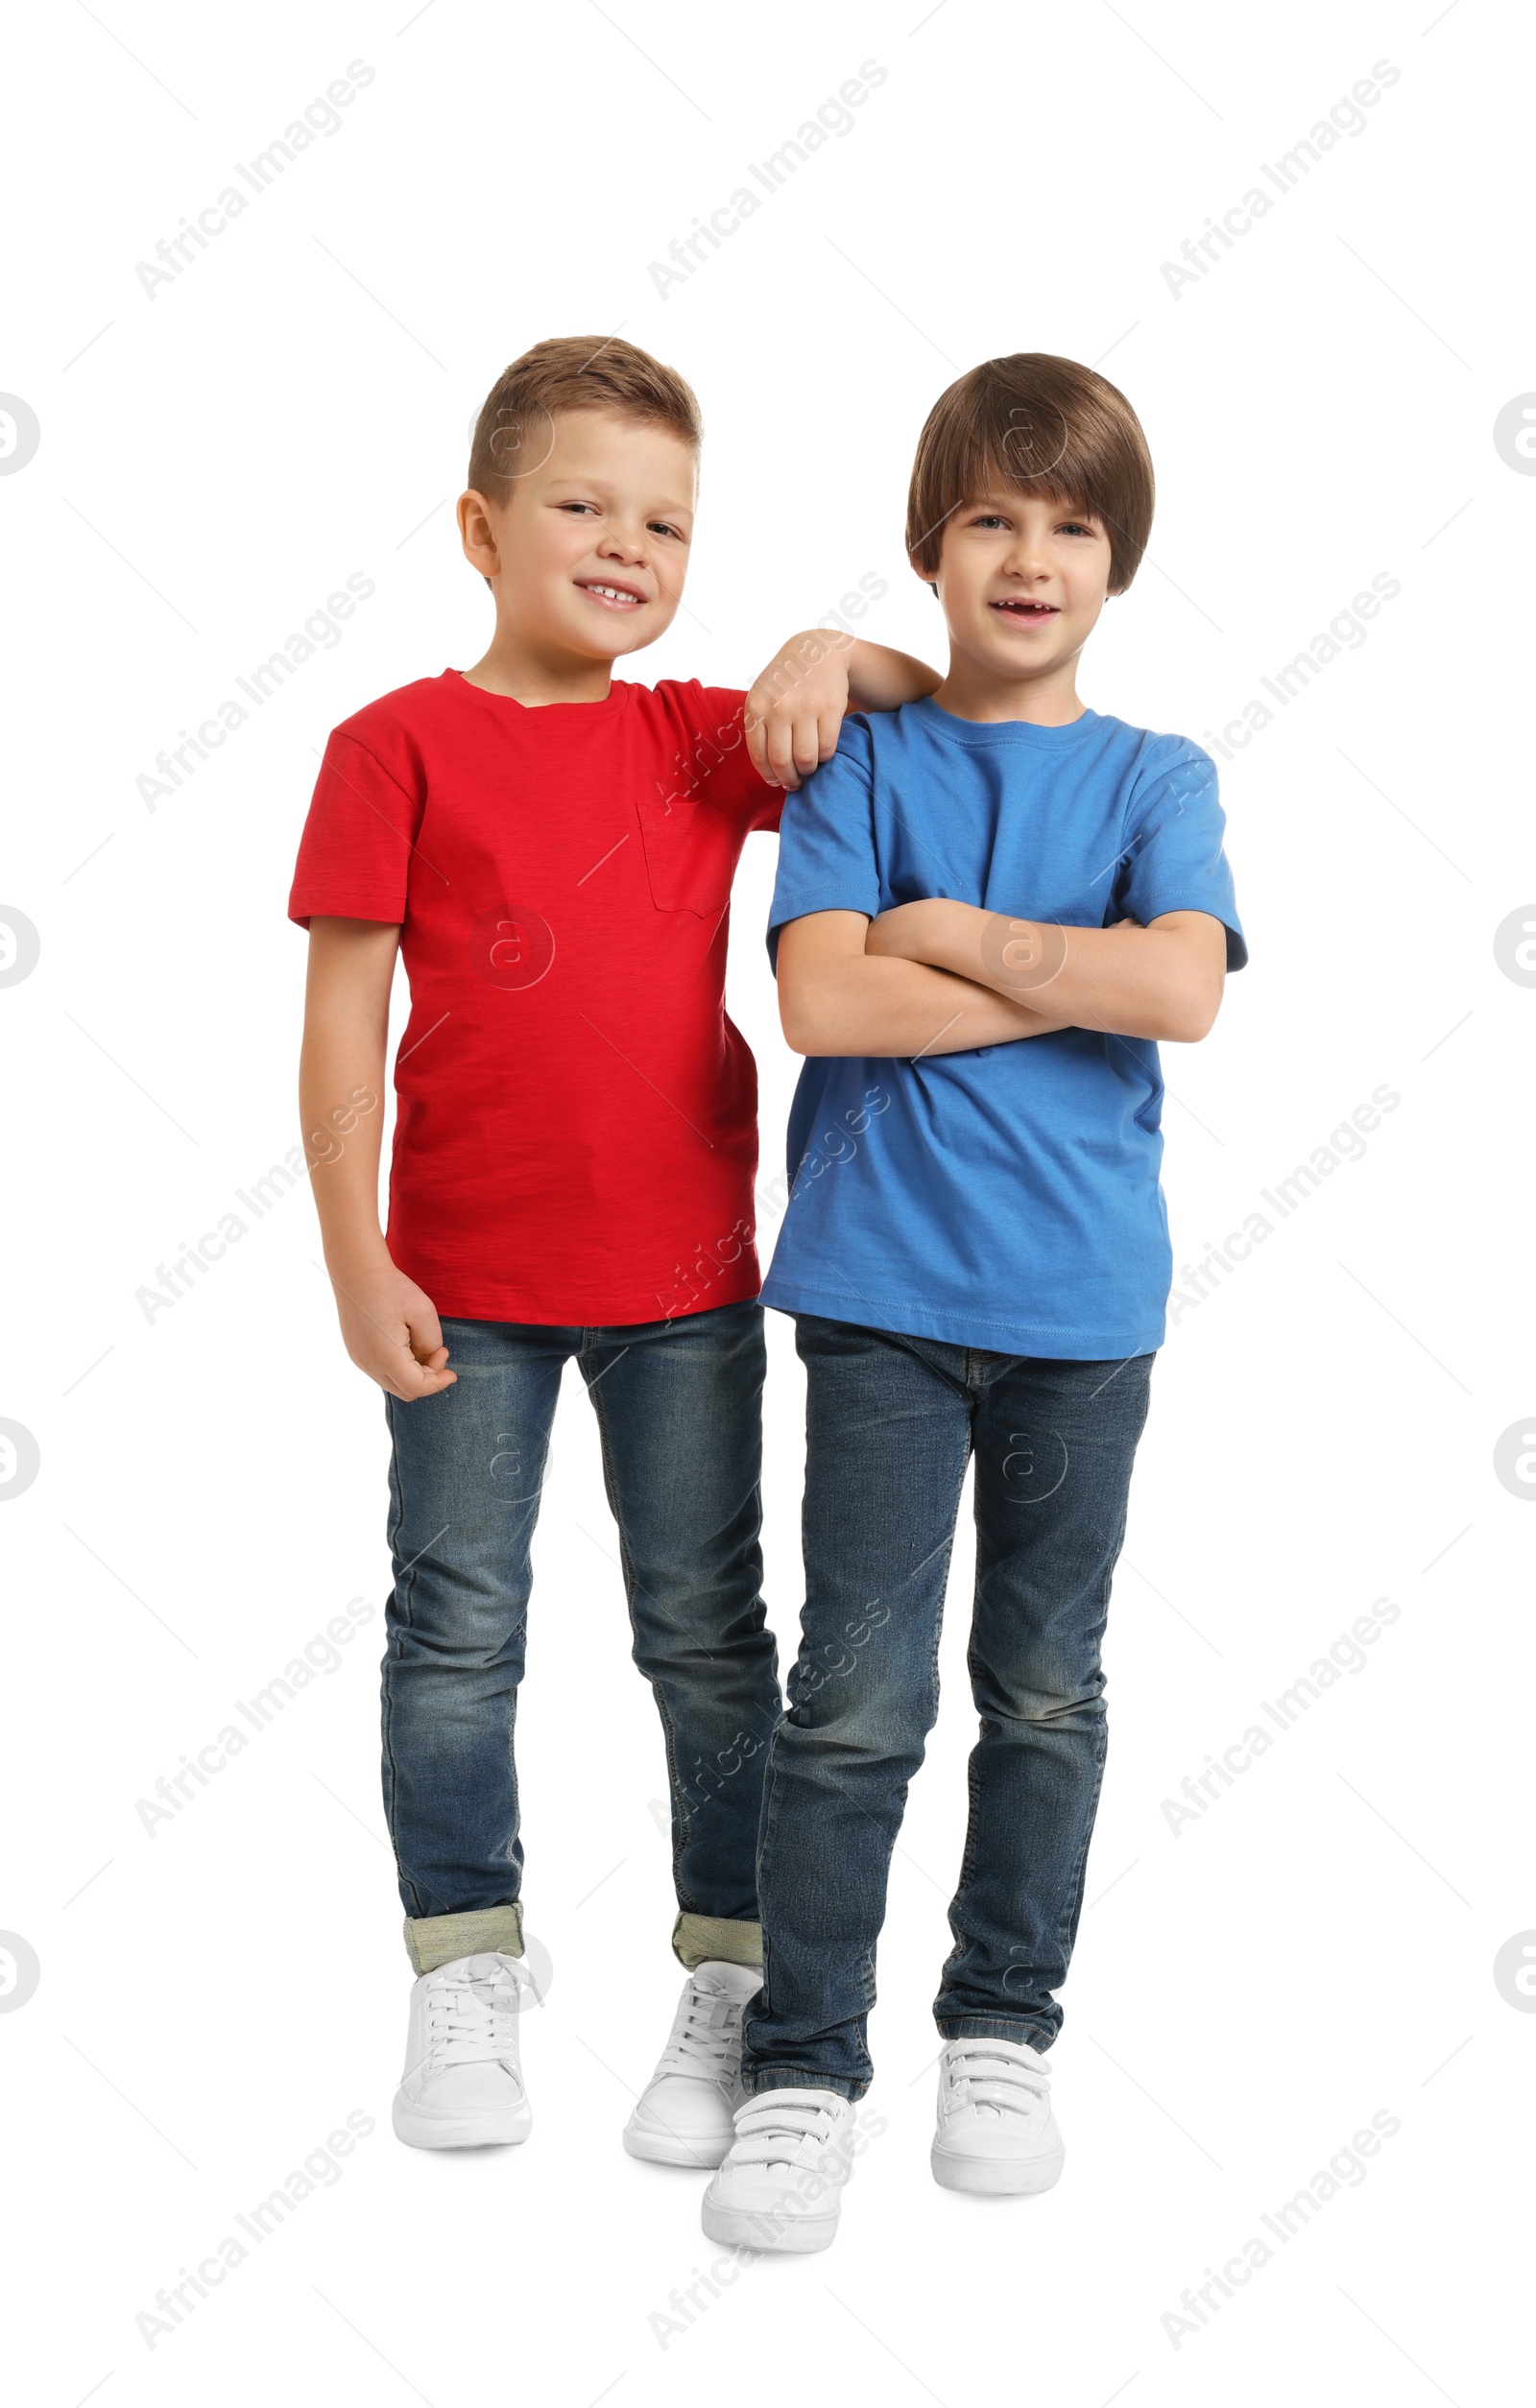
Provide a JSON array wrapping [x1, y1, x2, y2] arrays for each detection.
[[942, 2042, 1050, 2124], [653, 1975, 749, 2083], [421, 1955, 531, 2071], [729, 2092, 845, 2172]]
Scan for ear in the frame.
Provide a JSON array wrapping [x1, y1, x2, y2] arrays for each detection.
[[458, 489, 501, 582]]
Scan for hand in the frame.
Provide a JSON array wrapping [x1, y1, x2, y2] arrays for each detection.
[[324, 1251, 458, 1402], [744, 628, 855, 790]]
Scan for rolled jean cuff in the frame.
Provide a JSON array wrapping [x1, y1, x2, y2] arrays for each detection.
[[404, 1902, 524, 1975], [740, 2065, 867, 2103], [935, 2014, 1053, 2052], [672, 1912, 762, 1972]]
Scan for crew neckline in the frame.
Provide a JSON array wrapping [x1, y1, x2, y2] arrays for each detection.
[[446, 668, 631, 715], [910, 695, 1103, 745]]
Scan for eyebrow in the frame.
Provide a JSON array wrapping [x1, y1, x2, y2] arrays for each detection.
[[967, 494, 1101, 522], [543, 482, 695, 517]]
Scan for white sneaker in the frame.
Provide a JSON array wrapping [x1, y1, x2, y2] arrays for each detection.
[[701, 2088, 858, 2253], [930, 2037, 1065, 2194], [392, 1952, 535, 2150], [623, 1959, 761, 2167]]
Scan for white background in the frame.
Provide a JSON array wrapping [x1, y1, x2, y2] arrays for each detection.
[[2, 2, 1531, 2401]]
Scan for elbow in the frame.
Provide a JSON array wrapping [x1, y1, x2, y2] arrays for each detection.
[[780, 1002, 850, 1058], [782, 1023, 836, 1058], [778, 955, 868, 1055], [778, 985, 825, 1057], [1161, 980, 1223, 1044]]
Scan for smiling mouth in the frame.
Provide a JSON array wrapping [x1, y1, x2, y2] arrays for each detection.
[[991, 598, 1059, 620], [576, 579, 648, 611]]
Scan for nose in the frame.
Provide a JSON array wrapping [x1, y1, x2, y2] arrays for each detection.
[[599, 526, 646, 562], [1005, 536, 1052, 581]]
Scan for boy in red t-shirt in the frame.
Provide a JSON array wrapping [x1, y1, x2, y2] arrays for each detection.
[[290, 336, 937, 2168]]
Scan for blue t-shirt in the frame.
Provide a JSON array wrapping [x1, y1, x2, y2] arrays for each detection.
[[761, 697, 1246, 1358]]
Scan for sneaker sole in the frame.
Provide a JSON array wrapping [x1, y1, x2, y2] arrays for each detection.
[[700, 2195, 839, 2253], [622, 2122, 730, 2169], [930, 2141, 1065, 2196], [392, 2096, 532, 2150]]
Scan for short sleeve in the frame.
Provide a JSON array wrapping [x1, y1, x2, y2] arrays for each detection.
[[653, 681, 780, 834], [1113, 743, 1247, 969], [287, 729, 424, 928], [766, 716, 881, 967]]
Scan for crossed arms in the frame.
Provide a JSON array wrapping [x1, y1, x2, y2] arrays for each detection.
[[777, 901, 1229, 1059]]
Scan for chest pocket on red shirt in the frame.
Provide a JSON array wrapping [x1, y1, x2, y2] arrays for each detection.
[[635, 780, 741, 916]]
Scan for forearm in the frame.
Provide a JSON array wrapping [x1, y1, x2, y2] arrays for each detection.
[[782, 953, 1067, 1058], [300, 1032, 389, 1267], [298, 919, 457, 1400], [868, 900, 1222, 1042], [843, 636, 941, 712], [300, 944, 394, 1271]]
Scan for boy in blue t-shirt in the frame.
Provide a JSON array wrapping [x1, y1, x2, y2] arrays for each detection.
[[702, 353, 1245, 2253]]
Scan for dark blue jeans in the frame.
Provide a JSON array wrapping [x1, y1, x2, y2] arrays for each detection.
[[741, 1315, 1154, 2100], [381, 1300, 780, 1969]]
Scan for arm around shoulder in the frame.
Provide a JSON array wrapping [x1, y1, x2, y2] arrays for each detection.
[[744, 627, 938, 789]]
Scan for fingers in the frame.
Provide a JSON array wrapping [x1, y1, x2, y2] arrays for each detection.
[[405, 1296, 445, 1365], [764, 710, 805, 791], [329, 1260, 457, 1401], [380, 1348, 457, 1403], [394, 1300, 453, 1398], [759, 703, 833, 790], [744, 632, 852, 790], [743, 703, 771, 784], [745, 694, 796, 788], [791, 707, 827, 782]]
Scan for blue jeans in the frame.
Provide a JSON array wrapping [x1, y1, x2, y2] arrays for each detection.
[[381, 1300, 780, 1974], [741, 1315, 1154, 2099]]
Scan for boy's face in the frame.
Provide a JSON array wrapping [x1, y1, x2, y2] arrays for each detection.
[[460, 408, 696, 662], [919, 489, 1115, 687]]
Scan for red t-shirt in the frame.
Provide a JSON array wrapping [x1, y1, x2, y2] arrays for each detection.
[[289, 671, 781, 1325]]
